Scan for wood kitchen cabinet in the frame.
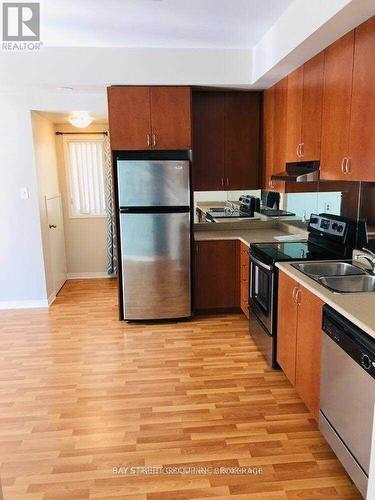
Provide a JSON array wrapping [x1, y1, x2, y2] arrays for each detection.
[[192, 92, 225, 190], [224, 93, 260, 189], [262, 86, 275, 190], [240, 242, 250, 318], [192, 91, 260, 191], [277, 270, 324, 420], [107, 86, 191, 150], [277, 272, 299, 385], [285, 52, 324, 163], [347, 16, 375, 181], [272, 77, 288, 186], [321, 17, 375, 182], [194, 240, 240, 312], [320, 31, 355, 181]]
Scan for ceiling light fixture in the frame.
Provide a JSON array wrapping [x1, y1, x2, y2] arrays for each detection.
[[68, 111, 93, 128]]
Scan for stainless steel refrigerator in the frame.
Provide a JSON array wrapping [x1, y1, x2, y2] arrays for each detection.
[[117, 159, 191, 320]]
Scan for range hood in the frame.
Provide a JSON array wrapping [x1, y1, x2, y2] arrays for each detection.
[[271, 161, 320, 183]]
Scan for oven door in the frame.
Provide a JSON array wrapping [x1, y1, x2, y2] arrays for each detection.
[[249, 254, 275, 334]]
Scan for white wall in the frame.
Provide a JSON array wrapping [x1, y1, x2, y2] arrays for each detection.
[[0, 102, 47, 307], [0, 47, 252, 89], [252, 0, 375, 87], [31, 111, 62, 301], [55, 123, 108, 277], [0, 88, 106, 307]]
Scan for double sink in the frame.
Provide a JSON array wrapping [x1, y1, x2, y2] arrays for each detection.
[[293, 261, 375, 293]]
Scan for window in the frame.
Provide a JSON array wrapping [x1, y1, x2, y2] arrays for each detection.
[[64, 136, 106, 218]]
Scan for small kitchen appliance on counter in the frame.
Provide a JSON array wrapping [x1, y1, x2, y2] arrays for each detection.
[[205, 195, 260, 221], [259, 191, 295, 217], [248, 213, 367, 367]]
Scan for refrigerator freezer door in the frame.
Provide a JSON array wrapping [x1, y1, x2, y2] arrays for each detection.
[[117, 160, 190, 207], [120, 212, 191, 320]]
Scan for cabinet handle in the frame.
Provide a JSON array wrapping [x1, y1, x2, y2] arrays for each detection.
[[221, 177, 224, 187], [300, 142, 304, 158], [152, 134, 156, 147], [346, 157, 351, 174], [147, 134, 150, 147], [292, 286, 298, 302], [341, 157, 347, 174], [296, 289, 302, 305], [269, 179, 274, 188], [226, 177, 229, 187], [296, 144, 301, 158]]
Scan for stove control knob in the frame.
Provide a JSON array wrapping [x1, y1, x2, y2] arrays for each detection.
[[310, 217, 319, 224], [337, 225, 344, 233], [332, 222, 338, 230], [361, 353, 372, 370]]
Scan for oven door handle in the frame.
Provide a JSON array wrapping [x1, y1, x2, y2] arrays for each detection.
[[250, 254, 272, 272]]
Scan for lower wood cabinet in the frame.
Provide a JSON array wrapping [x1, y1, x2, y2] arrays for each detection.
[[240, 242, 250, 318], [277, 271, 324, 420], [194, 240, 240, 312]]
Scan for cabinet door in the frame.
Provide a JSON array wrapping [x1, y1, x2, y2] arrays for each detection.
[[150, 87, 191, 150], [348, 16, 375, 181], [240, 242, 249, 318], [320, 31, 354, 180], [301, 51, 324, 161], [224, 93, 260, 189], [273, 78, 288, 175], [262, 86, 276, 190], [285, 67, 303, 162], [295, 287, 324, 420], [277, 272, 298, 385], [194, 240, 239, 311], [107, 87, 151, 150], [192, 92, 225, 190]]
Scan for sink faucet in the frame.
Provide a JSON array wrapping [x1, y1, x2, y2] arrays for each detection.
[[355, 248, 375, 274]]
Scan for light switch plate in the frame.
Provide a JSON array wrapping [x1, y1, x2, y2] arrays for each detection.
[[20, 187, 29, 199]]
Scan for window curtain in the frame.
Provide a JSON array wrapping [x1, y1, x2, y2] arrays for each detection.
[[104, 134, 117, 276]]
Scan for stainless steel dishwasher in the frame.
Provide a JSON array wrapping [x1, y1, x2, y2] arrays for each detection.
[[320, 305, 375, 498]]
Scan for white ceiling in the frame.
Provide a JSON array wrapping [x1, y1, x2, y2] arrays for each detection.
[[37, 111, 108, 124], [42, 0, 293, 49]]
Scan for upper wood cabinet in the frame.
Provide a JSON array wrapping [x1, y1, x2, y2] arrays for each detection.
[[320, 31, 355, 181], [224, 93, 260, 190], [321, 17, 375, 182], [348, 16, 375, 181], [194, 240, 239, 312], [192, 91, 261, 191], [285, 67, 303, 163], [277, 270, 323, 421], [107, 86, 152, 150], [107, 86, 191, 151], [301, 52, 325, 161], [285, 52, 324, 163], [262, 86, 275, 190], [192, 92, 225, 190]]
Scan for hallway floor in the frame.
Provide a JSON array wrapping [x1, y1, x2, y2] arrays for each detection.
[[0, 279, 361, 499]]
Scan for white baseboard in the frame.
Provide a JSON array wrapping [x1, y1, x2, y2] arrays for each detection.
[[67, 272, 115, 280], [48, 292, 56, 306], [0, 299, 49, 310]]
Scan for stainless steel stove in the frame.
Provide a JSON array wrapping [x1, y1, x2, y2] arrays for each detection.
[[248, 213, 367, 368]]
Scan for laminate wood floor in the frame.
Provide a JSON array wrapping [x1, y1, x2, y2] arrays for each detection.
[[0, 279, 361, 499]]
